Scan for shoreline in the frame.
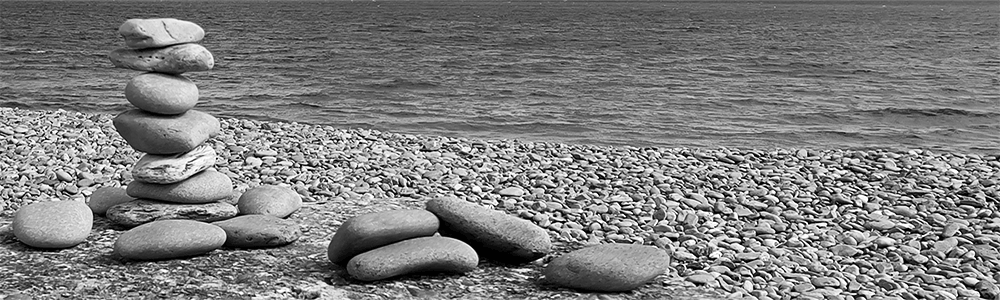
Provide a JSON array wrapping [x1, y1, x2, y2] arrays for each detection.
[[1, 106, 999, 299]]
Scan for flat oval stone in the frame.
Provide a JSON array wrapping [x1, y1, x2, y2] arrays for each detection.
[[132, 144, 217, 184], [237, 185, 302, 218], [13, 201, 93, 249], [119, 18, 205, 49], [346, 236, 478, 281], [114, 219, 225, 261], [87, 186, 135, 216], [543, 244, 671, 292], [109, 43, 214, 74], [327, 209, 439, 265], [124, 72, 198, 115], [127, 169, 232, 204], [212, 215, 300, 248], [425, 197, 551, 263], [113, 109, 220, 155], [106, 199, 237, 227]]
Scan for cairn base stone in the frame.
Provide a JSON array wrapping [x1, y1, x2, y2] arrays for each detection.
[[114, 220, 225, 261]]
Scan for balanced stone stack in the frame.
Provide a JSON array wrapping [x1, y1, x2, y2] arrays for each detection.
[[99, 18, 236, 260], [103, 18, 236, 229]]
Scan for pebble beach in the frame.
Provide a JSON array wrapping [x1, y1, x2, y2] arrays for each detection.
[[2, 107, 999, 299]]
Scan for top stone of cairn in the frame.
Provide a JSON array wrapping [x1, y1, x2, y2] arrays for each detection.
[[119, 18, 205, 49]]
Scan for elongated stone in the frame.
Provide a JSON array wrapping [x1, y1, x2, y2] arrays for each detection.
[[109, 43, 214, 74], [124, 72, 198, 115], [426, 197, 551, 263], [132, 144, 217, 184], [347, 236, 478, 281], [113, 109, 220, 155], [119, 18, 205, 49], [212, 215, 300, 248], [114, 220, 225, 261], [127, 170, 232, 204], [327, 209, 439, 265]]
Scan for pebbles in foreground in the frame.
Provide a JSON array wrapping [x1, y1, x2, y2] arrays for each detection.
[[2, 105, 999, 299]]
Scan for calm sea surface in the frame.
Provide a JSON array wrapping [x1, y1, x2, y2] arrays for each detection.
[[1, 0, 998, 152]]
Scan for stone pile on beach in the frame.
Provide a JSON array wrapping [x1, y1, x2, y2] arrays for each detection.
[[100, 18, 302, 260]]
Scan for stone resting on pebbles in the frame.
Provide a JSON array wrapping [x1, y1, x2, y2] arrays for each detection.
[[426, 197, 552, 263]]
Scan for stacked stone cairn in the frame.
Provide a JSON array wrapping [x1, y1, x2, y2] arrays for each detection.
[[99, 18, 302, 261], [328, 196, 671, 292]]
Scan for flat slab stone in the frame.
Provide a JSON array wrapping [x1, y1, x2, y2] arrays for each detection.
[[425, 197, 551, 263], [13, 200, 93, 249], [114, 219, 225, 261], [106, 199, 237, 227], [109, 43, 214, 74], [119, 18, 205, 49], [127, 169, 232, 204], [113, 109, 220, 155], [543, 243, 671, 292], [132, 143, 217, 184], [347, 236, 478, 281], [327, 209, 439, 265], [212, 215, 300, 248], [124, 72, 198, 115]]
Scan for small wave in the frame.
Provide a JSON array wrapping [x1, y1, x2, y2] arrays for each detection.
[[363, 78, 441, 90], [527, 90, 563, 98], [864, 107, 1000, 118]]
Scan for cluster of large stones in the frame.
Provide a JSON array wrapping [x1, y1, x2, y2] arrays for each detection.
[[8, 19, 304, 262], [327, 196, 671, 292]]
